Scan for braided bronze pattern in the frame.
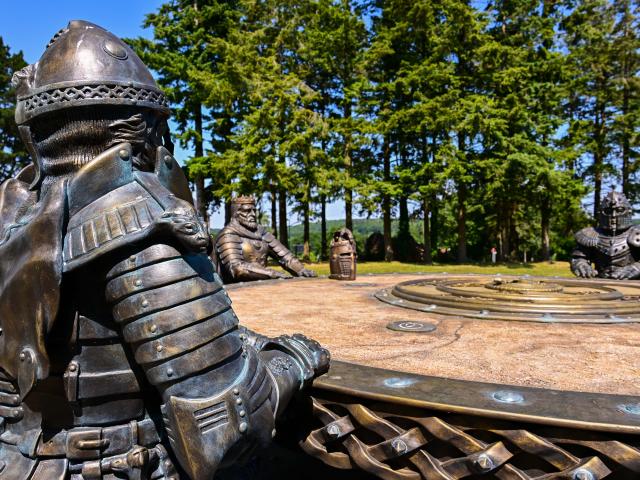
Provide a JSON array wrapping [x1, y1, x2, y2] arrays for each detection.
[[21, 84, 168, 112], [301, 397, 640, 479]]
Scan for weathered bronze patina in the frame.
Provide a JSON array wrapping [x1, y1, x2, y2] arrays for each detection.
[[571, 190, 640, 280], [329, 228, 357, 281], [0, 21, 328, 479], [376, 274, 640, 323], [214, 196, 317, 283]]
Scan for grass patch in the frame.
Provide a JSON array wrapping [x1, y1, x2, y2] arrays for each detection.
[[274, 261, 572, 277]]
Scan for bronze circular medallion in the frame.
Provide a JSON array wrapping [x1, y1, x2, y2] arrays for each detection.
[[376, 274, 640, 323]]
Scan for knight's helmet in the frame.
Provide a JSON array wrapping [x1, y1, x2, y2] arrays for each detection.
[[599, 190, 633, 232], [230, 195, 257, 217], [12, 20, 170, 190], [329, 228, 357, 281]]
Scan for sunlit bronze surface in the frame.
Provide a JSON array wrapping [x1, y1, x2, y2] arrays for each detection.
[[230, 276, 640, 479], [377, 274, 640, 323], [228, 274, 640, 396]]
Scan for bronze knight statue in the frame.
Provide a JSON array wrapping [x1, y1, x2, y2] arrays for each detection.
[[571, 190, 640, 280], [329, 228, 357, 281], [214, 196, 316, 283], [0, 21, 328, 479]]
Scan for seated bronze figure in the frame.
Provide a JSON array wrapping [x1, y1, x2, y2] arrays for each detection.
[[214, 196, 317, 283], [0, 21, 328, 479], [329, 228, 357, 281], [571, 190, 640, 280]]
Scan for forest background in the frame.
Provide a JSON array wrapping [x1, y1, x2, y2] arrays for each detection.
[[0, 0, 638, 263]]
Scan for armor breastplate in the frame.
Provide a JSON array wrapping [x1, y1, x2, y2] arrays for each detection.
[[593, 232, 635, 277], [241, 237, 269, 266]]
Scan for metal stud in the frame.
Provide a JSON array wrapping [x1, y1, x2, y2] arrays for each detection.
[[239, 422, 248, 433], [573, 469, 595, 480], [141, 299, 149, 308], [236, 398, 243, 405], [156, 345, 163, 352], [19, 353, 25, 361], [166, 368, 174, 377], [391, 439, 407, 455], [475, 453, 494, 472], [129, 255, 136, 263], [150, 324, 158, 333], [134, 279, 142, 287], [233, 388, 240, 395], [118, 149, 130, 160], [239, 410, 246, 417], [326, 424, 341, 438], [492, 390, 524, 404], [272, 429, 277, 438], [164, 154, 173, 167]]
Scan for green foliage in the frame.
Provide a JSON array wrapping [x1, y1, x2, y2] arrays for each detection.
[[124, 0, 638, 263], [0, 38, 27, 183]]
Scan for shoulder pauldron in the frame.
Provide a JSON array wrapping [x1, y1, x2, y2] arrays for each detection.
[[627, 226, 640, 248], [63, 143, 207, 272], [575, 227, 599, 248]]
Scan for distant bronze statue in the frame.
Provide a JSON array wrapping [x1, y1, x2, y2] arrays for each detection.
[[0, 21, 328, 479], [329, 228, 357, 280], [215, 196, 317, 283], [571, 191, 640, 280]]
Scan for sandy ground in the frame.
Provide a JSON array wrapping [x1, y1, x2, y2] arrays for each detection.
[[227, 274, 640, 396]]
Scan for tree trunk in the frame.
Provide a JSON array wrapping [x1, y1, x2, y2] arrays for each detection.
[[457, 183, 467, 263], [430, 195, 438, 254], [271, 188, 278, 236], [382, 137, 393, 262], [303, 200, 310, 262], [320, 195, 328, 261], [541, 195, 551, 261], [224, 199, 232, 225], [622, 78, 631, 196], [278, 189, 288, 247], [398, 196, 410, 262], [422, 196, 432, 264]]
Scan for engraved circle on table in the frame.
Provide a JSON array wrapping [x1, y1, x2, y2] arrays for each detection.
[[375, 274, 640, 323]]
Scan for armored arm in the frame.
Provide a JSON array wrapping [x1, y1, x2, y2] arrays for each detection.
[[571, 228, 598, 278], [106, 245, 328, 479], [264, 231, 316, 277], [216, 232, 288, 281]]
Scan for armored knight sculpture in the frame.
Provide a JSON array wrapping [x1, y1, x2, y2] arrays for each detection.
[[215, 196, 317, 283], [329, 228, 357, 281], [0, 21, 329, 479], [571, 190, 640, 280]]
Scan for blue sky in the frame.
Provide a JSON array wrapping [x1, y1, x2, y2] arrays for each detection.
[[0, 1, 349, 228]]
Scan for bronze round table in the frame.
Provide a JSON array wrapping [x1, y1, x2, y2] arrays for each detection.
[[228, 274, 640, 480]]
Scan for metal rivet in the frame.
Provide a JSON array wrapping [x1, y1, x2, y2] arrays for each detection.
[[619, 403, 640, 416], [165, 460, 172, 468], [19, 353, 25, 361], [326, 424, 341, 438], [118, 149, 130, 160], [233, 388, 240, 395], [236, 398, 243, 405], [150, 324, 157, 333], [383, 377, 417, 388], [166, 368, 174, 377], [391, 439, 407, 455], [573, 469, 595, 480], [13, 408, 22, 418], [141, 300, 149, 308], [492, 390, 524, 404], [164, 154, 173, 167], [239, 422, 248, 433], [156, 345, 163, 352], [135, 279, 142, 287], [68, 363, 77, 372], [475, 453, 494, 472], [129, 255, 136, 263], [239, 410, 246, 417]]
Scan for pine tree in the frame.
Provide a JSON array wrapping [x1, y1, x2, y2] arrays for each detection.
[[0, 37, 27, 183]]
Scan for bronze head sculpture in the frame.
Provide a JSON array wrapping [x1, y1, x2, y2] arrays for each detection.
[[571, 190, 640, 280], [329, 228, 357, 281], [214, 195, 317, 283], [0, 20, 328, 479]]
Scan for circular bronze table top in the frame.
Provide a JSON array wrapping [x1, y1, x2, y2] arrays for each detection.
[[227, 273, 640, 396]]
